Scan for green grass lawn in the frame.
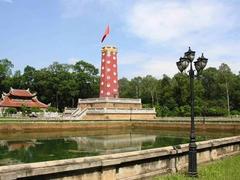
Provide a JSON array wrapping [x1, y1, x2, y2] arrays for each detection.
[[154, 154, 240, 180]]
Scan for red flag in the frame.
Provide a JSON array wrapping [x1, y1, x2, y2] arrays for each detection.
[[101, 25, 110, 43]]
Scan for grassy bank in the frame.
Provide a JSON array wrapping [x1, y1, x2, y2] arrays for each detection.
[[154, 154, 240, 180]]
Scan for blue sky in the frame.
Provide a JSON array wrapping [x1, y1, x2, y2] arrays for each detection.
[[0, 0, 240, 78]]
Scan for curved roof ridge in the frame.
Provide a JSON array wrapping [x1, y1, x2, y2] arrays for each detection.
[[0, 88, 48, 108], [9, 88, 34, 97]]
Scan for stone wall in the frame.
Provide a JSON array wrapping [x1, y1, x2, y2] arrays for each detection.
[[76, 98, 155, 120], [0, 136, 239, 180], [83, 113, 156, 120], [0, 121, 239, 132], [78, 98, 142, 110], [78, 102, 142, 110]]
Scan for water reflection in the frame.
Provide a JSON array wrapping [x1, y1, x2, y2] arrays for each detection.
[[0, 128, 238, 166], [66, 134, 156, 154]]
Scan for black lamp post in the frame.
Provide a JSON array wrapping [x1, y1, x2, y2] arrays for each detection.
[[176, 47, 208, 177]]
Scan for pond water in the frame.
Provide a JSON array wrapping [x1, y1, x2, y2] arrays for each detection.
[[0, 128, 239, 166]]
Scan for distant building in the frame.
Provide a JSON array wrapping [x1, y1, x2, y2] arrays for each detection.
[[0, 88, 48, 113]]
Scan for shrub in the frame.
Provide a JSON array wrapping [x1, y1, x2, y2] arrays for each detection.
[[142, 104, 152, 108], [46, 106, 58, 112], [30, 107, 43, 113], [195, 106, 203, 116], [155, 105, 173, 117], [205, 107, 228, 116], [176, 105, 191, 117], [20, 105, 31, 116], [4, 108, 17, 115], [231, 110, 240, 115]]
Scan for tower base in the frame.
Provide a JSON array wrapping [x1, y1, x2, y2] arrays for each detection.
[[68, 97, 156, 120]]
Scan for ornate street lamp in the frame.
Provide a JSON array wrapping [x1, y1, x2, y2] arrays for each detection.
[[176, 47, 208, 177], [194, 53, 208, 73], [177, 56, 189, 72]]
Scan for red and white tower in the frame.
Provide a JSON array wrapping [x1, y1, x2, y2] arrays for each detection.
[[99, 46, 119, 98]]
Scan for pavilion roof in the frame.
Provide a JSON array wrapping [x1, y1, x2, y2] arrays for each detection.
[[0, 96, 48, 108], [6, 88, 36, 97], [0, 88, 48, 108]]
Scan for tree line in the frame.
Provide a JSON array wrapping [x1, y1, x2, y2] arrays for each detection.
[[0, 59, 240, 116], [0, 59, 99, 111], [119, 63, 240, 116]]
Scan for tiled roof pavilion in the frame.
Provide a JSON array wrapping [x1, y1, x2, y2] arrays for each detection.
[[0, 88, 48, 109]]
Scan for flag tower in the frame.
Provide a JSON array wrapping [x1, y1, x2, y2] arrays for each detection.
[[99, 46, 119, 98], [74, 25, 156, 120]]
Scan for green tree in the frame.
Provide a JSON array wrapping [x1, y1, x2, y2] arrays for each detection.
[[158, 75, 177, 110], [119, 78, 131, 97], [0, 59, 14, 92], [130, 77, 143, 98], [73, 60, 99, 99], [218, 63, 233, 116], [172, 73, 189, 107], [230, 74, 240, 112], [22, 65, 36, 89], [201, 67, 228, 116], [0, 59, 14, 79], [141, 75, 158, 106]]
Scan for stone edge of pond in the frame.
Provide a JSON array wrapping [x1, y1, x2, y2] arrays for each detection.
[[0, 135, 239, 180]]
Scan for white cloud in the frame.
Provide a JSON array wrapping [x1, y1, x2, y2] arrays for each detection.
[[60, 0, 240, 77], [119, 52, 147, 65], [206, 42, 240, 73], [68, 57, 79, 64], [126, 0, 236, 44], [119, 51, 178, 78], [119, 47, 240, 78], [121, 0, 240, 77], [138, 57, 178, 77], [0, 0, 13, 3]]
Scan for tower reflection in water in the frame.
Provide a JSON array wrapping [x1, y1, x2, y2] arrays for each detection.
[[0, 133, 157, 165], [65, 133, 157, 154], [0, 129, 233, 166]]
